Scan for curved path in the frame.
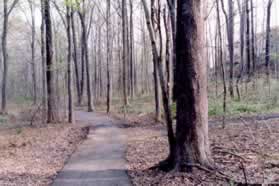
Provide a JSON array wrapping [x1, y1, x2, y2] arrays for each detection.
[[53, 111, 131, 186]]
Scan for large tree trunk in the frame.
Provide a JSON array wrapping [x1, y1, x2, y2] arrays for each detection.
[[45, 0, 59, 123], [71, 9, 82, 105], [236, 0, 245, 101], [216, 0, 227, 128], [122, 0, 129, 106], [66, 3, 74, 123], [163, 8, 172, 101], [175, 0, 212, 170], [246, 0, 251, 80], [151, 0, 161, 121], [166, 0, 177, 101], [250, 0, 256, 76], [265, 0, 273, 83], [1, 0, 9, 114], [78, 0, 94, 112], [41, 0, 47, 122], [129, 0, 135, 99], [220, 0, 234, 98], [1, 0, 19, 114], [28, 0, 37, 105], [106, 0, 112, 113]]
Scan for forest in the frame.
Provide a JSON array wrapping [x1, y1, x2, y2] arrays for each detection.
[[0, 0, 278, 185]]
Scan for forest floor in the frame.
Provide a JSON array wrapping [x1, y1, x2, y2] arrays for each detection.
[[120, 114, 279, 185], [0, 108, 89, 186]]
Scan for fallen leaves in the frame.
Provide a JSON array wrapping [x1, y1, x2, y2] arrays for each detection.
[[0, 124, 89, 186], [125, 117, 279, 185]]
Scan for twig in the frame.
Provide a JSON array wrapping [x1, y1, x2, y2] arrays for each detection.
[[213, 148, 247, 162], [240, 161, 248, 185]]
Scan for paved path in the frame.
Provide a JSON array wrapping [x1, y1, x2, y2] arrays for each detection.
[[53, 111, 131, 186]]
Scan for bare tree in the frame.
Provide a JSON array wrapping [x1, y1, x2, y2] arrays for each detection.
[[246, 0, 251, 80], [41, 0, 47, 122], [66, 0, 75, 123], [236, 0, 245, 100], [28, 0, 37, 105], [265, 0, 273, 83], [122, 0, 129, 106], [220, 0, 234, 98], [77, 0, 94, 112], [174, 0, 212, 169], [106, 0, 112, 113], [141, 0, 175, 169], [45, 0, 59, 123], [1, 0, 19, 114], [71, 8, 82, 105]]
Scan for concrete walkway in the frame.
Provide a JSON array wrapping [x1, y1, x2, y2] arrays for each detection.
[[53, 111, 131, 186]]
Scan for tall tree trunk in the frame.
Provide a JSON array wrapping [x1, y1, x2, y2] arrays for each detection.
[[163, 8, 172, 101], [28, 0, 37, 105], [1, 0, 19, 114], [166, 0, 177, 101], [141, 0, 175, 169], [122, 0, 129, 106], [265, 0, 273, 83], [129, 0, 135, 99], [250, 0, 256, 76], [106, 0, 112, 113], [78, 0, 94, 112], [41, 0, 47, 121], [66, 2, 74, 123], [236, 0, 245, 101], [217, 0, 227, 128], [220, 0, 234, 98], [151, 0, 161, 121], [175, 0, 212, 170], [1, 0, 8, 114], [45, 0, 59, 123], [246, 0, 251, 81], [71, 9, 82, 105]]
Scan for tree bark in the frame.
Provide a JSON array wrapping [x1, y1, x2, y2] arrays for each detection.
[[220, 0, 234, 98], [66, 2, 74, 123], [216, 0, 227, 128], [129, 0, 135, 99], [77, 0, 94, 112], [1, 0, 19, 114], [71, 9, 82, 105], [45, 0, 59, 123], [106, 0, 112, 113], [265, 0, 273, 83], [175, 0, 212, 169], [28, 0, 37, 105], [41, 0, 47, 122], [236, 0, 245, 100], [122, 0, 129, 106], [250, 0, 256, 76], [151, 0, 161, 121], [246, 0, 251, 80]]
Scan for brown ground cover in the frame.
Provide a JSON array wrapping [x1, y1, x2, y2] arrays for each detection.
[[125, 115, 279, 185], [0, 116, 89, 186]]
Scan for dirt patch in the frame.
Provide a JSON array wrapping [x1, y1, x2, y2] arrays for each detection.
[[126, 117, 279, 185], [0, 124, 89, 186]]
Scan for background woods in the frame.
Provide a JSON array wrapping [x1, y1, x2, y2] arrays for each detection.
[[0, 0, 279, 185]]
